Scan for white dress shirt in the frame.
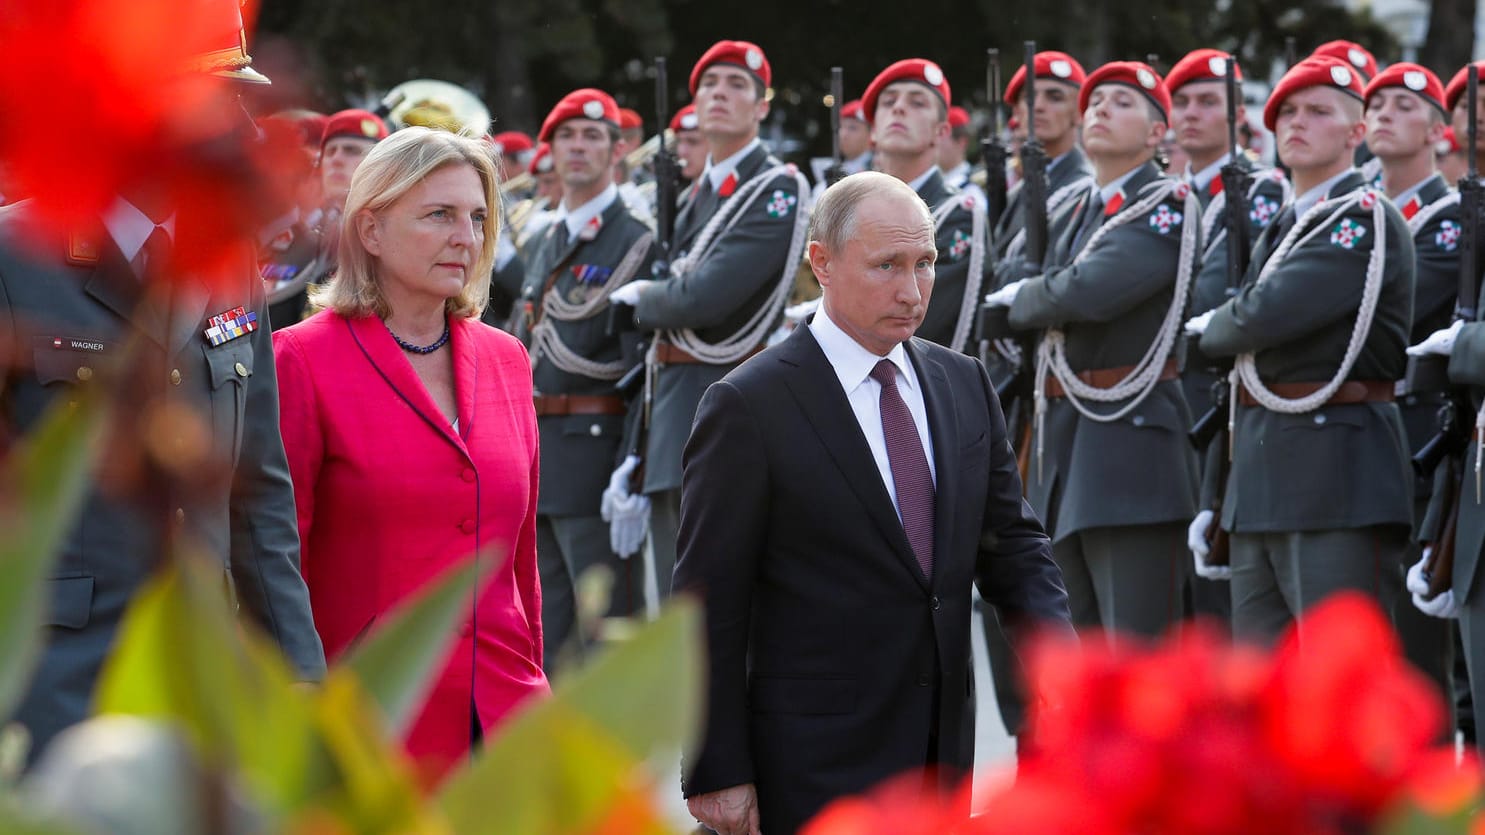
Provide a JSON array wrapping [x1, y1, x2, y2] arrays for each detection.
[[560, 182, 619, 240], [702, 138, 763, 192], [809, 306, 937, 523], [102, 197, 175, 279]]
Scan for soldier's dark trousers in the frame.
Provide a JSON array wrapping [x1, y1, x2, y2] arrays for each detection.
[[1052, 522, 1188, 641], [1229, 526, 1405, 645], [651, 488, 682, 598], [1459, 586, 1485, 756], [536, 514, 635, 675]]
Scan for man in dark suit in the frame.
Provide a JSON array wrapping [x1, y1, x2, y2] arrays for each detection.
[[0, 36, 325, 762], [674, 171, 1071, 835]]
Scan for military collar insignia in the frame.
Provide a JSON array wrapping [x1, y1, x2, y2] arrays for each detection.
[[577, 215, 602, 242], [67, 231, 100, 266]]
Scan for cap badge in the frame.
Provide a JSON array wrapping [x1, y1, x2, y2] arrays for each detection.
[[360, 118, 380, 138], [1136, 68, 1157, 89], [745, 48, 763, 71], [1050, 59, 1073, 78], [1208, 56, 1227, 76], [1331, 65, 1353, 88], [680, 113, 699, 130], [583, 100, 606, 119], [1403, 71, 1428, 92], [923, 63, 944, 87], [1348, 48, 1367, 69]]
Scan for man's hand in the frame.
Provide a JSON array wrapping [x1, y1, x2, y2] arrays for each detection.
[[982, 279, 1026, 308], [687, 783, 761, 835], [1407, 554, 1460, 619], [608, 493, 650, 558], [1184, 310, 1215, 337], [1406, 320, 1463, 357], [609, 279, 656, 307]]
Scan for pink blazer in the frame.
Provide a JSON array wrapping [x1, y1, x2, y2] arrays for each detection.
[[274, 310, 548, 781]]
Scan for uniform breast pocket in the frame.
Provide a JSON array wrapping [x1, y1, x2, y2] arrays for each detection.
[[204, 342, 253, 466]]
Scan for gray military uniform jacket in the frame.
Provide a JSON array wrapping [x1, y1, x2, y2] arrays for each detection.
[[0, 201, 326, 756], [1006, 161, 1199, 540], [992, 146, 1093, 264], [631, 143, 804, 493], [1200, 170, 1417, 533], [914, 169, 982, 353], [515, 197, 657, 516]]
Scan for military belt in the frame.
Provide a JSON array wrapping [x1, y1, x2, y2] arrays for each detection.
[[653, 342, 765, 366], [1236, 380, 1395, 408], [532, 394, 627, 416], [1043, 360, 1179, 400]]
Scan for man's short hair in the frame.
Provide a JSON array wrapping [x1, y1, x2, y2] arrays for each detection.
[[315, 127, 499, 320], [809, 171, 933, 256]]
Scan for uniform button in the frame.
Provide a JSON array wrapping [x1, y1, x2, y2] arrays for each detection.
[[234, 362, 249, 378], [459, 519, 476, 535], [460, 622, 473, 637], [461, 468, 476, 482], [175, 507, 186, 523], [169, 368, 182, 386], [916, 674, 931, 687], [75, 366, 93, 381], [1313, 414, 1327, 425], [589, 423, 602, 437], [930, 596, 941, 611], [1131, 415, 1146, 427]]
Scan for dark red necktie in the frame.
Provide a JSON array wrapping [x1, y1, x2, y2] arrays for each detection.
[[870, 359, 935, 578]]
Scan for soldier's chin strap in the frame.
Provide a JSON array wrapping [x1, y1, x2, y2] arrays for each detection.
[[1032, 178, 1202, 482], [1232, 188, 1386, 425]]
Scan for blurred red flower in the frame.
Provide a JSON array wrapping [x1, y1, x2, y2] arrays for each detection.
[[804, 594, 1477, 834]]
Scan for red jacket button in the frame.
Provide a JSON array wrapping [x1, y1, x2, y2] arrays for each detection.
[[461, 468, 476, 482], [459, 519, 476, 535]]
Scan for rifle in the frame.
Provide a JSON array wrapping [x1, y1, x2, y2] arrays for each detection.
[[823, 67, 846, 186], [1415, 65, 1484, 598], [982, 49, 1009, 236], [1190, 56, 1253, 567]]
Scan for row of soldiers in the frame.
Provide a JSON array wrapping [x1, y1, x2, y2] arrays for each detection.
[[259, 38, 1485, 747]]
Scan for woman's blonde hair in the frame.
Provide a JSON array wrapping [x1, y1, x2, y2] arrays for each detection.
[[314, 127, 500, 319]]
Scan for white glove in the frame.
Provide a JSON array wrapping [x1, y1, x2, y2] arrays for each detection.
[[608, 280, 655, 307], [982, 279, 1026, 308], [785, 297, 821, 323], [1406, 319, 1463, 357], [1407, 554, 1460, 619], [608, 493, 651, 558], [1187, 510, 1232, 581], [1184, 310, 1215, 337], [601, 455, 642, 521]]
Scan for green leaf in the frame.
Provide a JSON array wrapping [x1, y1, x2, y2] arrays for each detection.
[[0, 792, 86, 835], [438, 600, 702, 834], [339, 557, 481, 737], [0, 393, 106, 719], [93, 557, 325, 816]]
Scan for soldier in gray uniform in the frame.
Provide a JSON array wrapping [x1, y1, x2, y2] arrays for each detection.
[[607, 40, 810, 593], [862, 58, 987, 354], [992, 51, 1093, 272], [0, 44, 325, 761], [510, 89, 657, 673], [1190, 55, 1416, 643], [985, 61, 1201, 640], [1166, 48, 1291, 619], [1364, 62, 1460, 694]]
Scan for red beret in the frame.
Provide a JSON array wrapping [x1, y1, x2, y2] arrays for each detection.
[[1311, 40, 1378, 82], [618, 108, 643, 130], [1363, 62, 1446, 115], [948, 106, 971, 128], [320, 109, 388, 149], [689, 40, 771, 95], [1444, 62, 1485, 112], [1004, 51, 1086, 106], [538, 88, 620, 143], [862, 59, 952, 124], [670, 103, 699, 133], [1263, 55, 1366, 131], [1079, 61, 1172, 122], [492, 131, 535, 157], [528, 143, 553, 176], [1439, 125, 1463, 154], [1165, 49, 1242, 94], [841, 99, 865, 121]]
